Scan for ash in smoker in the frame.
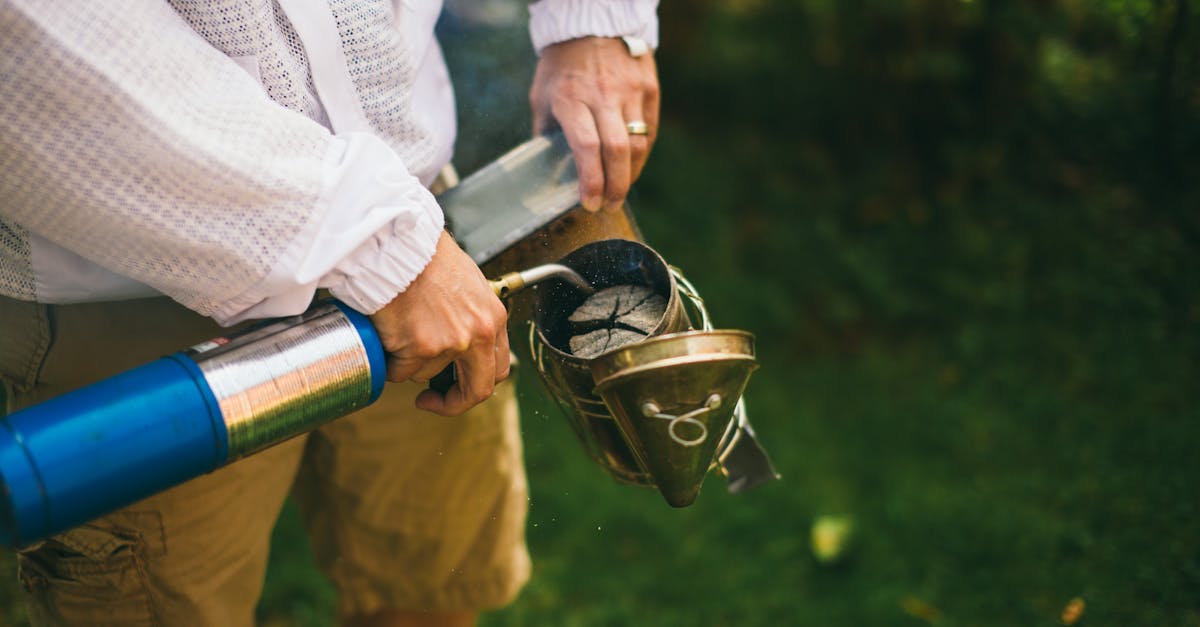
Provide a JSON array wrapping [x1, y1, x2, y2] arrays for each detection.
[[566, 284, 667, 358]]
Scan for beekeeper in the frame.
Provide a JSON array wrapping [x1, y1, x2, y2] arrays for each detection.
[[0, 1, 659, 625]]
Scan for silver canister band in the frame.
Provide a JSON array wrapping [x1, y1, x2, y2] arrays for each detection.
[[190, 303, 375, 461]]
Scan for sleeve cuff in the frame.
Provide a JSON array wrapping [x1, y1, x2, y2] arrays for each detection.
[[323, 193, 443, 315], [528, 0, 660, 56], [207, 133, 445, 325]]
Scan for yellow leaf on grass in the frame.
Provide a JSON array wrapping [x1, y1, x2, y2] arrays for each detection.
[[900, 596, 941, 623], [1061, 597, 1085, 625]]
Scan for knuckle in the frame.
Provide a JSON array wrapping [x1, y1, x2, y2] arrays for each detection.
[[465, 324, 489, 343], [411, 339, 441, 359], [472, 381, 495, 405], [490, 300, 509, 323], [454, 328, 475, 352], [549, 96, 570, 115], [577, 135, 601, 153], [604, 137, 631, 158], [472, 318, 497, 342], [386, 359, 416, 383], [569, 84, 595, 102], [582, 179, 604, 198]]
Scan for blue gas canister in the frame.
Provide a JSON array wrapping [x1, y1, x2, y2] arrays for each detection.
[[0, 300, 385, 548]]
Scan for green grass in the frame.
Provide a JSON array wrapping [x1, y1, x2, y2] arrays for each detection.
[[254, 315, 1198, 626], [495, 334, 1196, 625]]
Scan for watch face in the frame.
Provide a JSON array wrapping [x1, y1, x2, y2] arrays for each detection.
[[621, 35, 650, 57]]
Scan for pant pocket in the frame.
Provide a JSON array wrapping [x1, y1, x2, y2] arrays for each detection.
[[0, 296, 52, 397], [17, 514, 164, 627]]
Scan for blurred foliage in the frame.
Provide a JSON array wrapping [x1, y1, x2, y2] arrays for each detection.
[[481, 1, 1199, 624], [641, 0, 1199, 365], [618, 2, 1200, 623], [653, 0, 1197, 434]]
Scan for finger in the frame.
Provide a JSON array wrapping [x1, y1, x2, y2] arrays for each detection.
[[642, 59, 661, 146], [415, 361, 468, 416], [385, 352, 441, 383], [420, 340, 496, 416], [414, 387, 447, 415], [494, 328, 511, 383], [532, 97, 557, 137], [625, 100, 651, 182], [593, 106, 632, 212], [458, 340, 497, 406], [552, 98, 605, 211], [408, 350, 457, 385]]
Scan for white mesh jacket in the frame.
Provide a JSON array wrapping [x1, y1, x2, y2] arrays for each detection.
[[0, 0, 658, 325]]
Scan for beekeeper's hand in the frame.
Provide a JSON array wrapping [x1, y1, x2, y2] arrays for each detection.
[[530, 36, 660, 212], [370, 231, 510, 416]]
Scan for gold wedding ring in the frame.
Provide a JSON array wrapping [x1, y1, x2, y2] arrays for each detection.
[[626, 121, 649, 136]]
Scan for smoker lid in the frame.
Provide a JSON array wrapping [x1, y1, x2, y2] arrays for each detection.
[[437, 132, 579, 266]]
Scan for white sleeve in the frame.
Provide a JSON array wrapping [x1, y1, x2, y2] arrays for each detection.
[[210, 132, 444, 324], [0, 2, 442, 325], [528, 0, 660, 56]]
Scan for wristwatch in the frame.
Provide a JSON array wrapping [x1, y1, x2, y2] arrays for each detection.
[[620, 35, 650, 57]]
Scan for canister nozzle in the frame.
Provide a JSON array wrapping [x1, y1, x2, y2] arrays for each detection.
[[489, 263, 594, 299]]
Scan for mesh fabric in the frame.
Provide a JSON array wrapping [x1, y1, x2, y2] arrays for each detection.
[[0, 1, 449, 315]]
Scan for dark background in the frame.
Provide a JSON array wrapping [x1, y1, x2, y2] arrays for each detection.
[[4, 0, 1199, 625]]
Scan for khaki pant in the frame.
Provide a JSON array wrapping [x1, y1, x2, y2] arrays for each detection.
[[0, 295, 530, 626]]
